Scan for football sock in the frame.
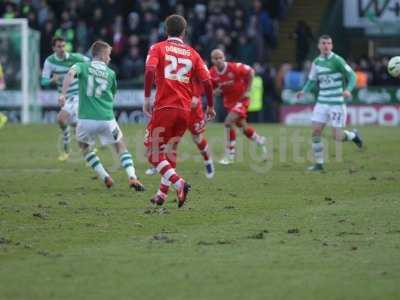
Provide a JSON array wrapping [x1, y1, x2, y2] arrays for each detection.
[[312, 136, 324, 164], [243, 126, 264, 145], [156, 160, 182, 188], [84, 151, 109, 181], [157, 177, 171, 198], [119, 151, 137, 179], [343, 130, 356, 141], [196, 138, 211, 161], [225, 127, 236, 157], [61, 126, 70, 153]]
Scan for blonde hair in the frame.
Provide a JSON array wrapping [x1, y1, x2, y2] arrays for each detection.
[[91, 40, 111, 57]]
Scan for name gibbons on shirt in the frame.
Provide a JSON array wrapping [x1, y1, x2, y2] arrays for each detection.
[[165, 45, 191, 56], [89, 67, 108, 79]]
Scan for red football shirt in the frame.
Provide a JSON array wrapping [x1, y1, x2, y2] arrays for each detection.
[[209, 62, 253, 110], [145, 37, 210, 112]]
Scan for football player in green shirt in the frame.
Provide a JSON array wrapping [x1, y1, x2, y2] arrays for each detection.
[[41, 37, 89, 161], [59, 40, 144, 191], [297, 35, 363, 171]]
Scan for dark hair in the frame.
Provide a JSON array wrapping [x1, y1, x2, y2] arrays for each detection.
[[165, 14, 187, 37], [52, 36, 65, 46], [91, 40, 111, 57], [319, 34, 332, 41]]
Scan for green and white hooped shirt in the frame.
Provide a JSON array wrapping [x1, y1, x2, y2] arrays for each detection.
[[41, 52, 89, 100], [302, 52, 356, 105]]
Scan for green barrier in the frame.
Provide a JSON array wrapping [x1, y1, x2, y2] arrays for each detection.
[[248, 75, 263, 112]]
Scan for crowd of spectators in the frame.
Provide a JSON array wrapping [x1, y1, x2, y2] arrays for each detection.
[[0, 0, 290, 84], [0, 0, 397, 111]]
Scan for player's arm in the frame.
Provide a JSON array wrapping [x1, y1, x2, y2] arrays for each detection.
[[41, 59, 59, 87], [297, 62, 317, 99], [143, 45, 159, 117], [59, 64, 79, 106], [196, 56, 215, 121], [338, 57, 356, 98]]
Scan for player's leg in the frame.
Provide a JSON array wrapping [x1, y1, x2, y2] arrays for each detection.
[[309, 122, 326, 171], [219, 112, 237, 165], [236, 118, 268, 159], [77, 120, 113, 188], [57, 110, 71, 161], [147, 148, 187, 206], [330, 105, 363, 148], [168, 116, 192, 207], [308, 103, 329, 171], [147, 109, 190, 207], [113, 140, 145, 191], [97, 119, 144, 191], [192, 132, 214, 178], [189, 110, 214, 178]]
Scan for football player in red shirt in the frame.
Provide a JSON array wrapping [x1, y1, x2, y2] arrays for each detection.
[[145, 78, 215, 179], [209, 49, 267, 165], [143, 15, 215, 207]]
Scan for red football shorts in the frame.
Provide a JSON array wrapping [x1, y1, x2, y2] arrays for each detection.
[[144, 108, 190, 151], [227, 98, 250, 119], [189, 101, 205, 136]]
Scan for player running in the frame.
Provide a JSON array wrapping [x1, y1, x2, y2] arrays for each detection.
[[59, 41, 144, 190], [296, 35, 363, 171], [41, 37, 89, 161], [209, 49, 267, 165], [145, 77, 215, 179], [143, 14, 215, 207]]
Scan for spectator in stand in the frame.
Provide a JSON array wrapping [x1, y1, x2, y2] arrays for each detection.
[[127, 12, 141, 35], [249, 0, 275, 61], [291, 20, 314, 69], [75, 19, 89, 54], [40, 20, 55, 63], [2, 2, 17, 19], [236, 35, 257, 66], [120, 46, 144, 80], [111, 15, 127, 60], [54, 10, 75, 52]]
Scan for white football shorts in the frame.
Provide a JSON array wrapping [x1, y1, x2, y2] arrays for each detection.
[[61, 95, 78, 124], [311, 103, 347, 128], [76, 119, 123, 146]]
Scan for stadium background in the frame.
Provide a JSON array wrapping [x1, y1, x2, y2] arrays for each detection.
[[0, 0, 399, 125]]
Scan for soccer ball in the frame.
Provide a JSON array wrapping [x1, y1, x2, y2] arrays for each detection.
[[387, 56, 400, 78]]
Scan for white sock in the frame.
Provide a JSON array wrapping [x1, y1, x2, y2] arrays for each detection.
[[120, 152, 137, 179], [312, 136, 324, 164], [344, 130, 356, 141], [161, 176, 171, 187], [94, 164, 109, 181], [204, 159, 213, 165], [85, 151, 109, 180]]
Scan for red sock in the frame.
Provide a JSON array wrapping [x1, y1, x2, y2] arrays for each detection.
[[159, 183, 170, 194], [226, 127, 236, 154], [196, 138, 210, 161], [156, 160, 181, 184], [244, 126, 255, 140]]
